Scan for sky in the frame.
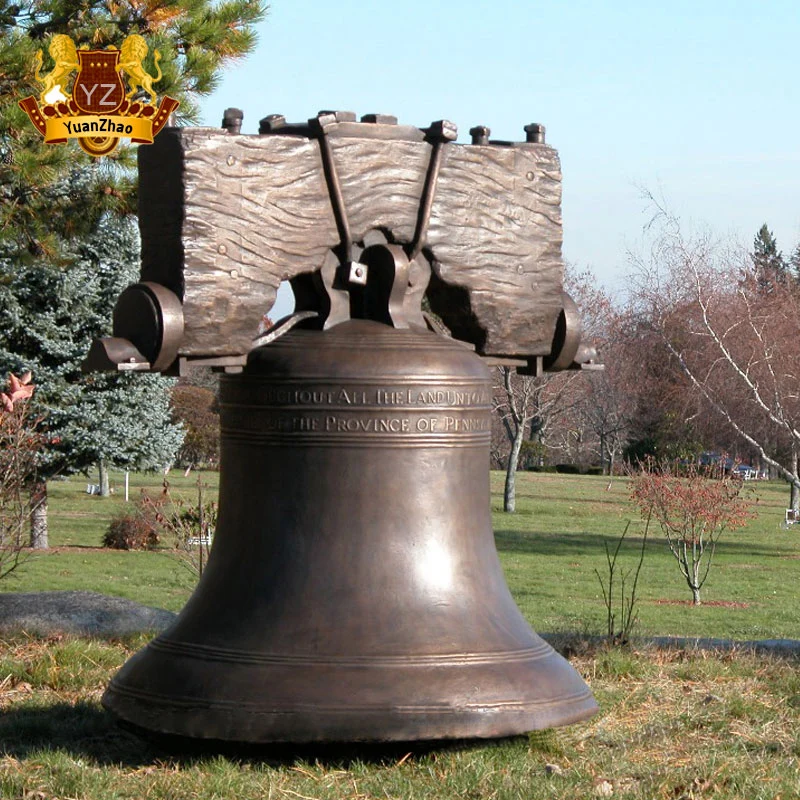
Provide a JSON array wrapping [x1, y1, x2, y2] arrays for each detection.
[[198, 0, 800, 310]]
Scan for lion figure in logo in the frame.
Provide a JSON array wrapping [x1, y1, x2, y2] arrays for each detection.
[[35, 34, 79, 105], [119, 34, 162, 103]]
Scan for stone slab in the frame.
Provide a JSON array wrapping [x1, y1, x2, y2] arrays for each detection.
[[0, 590, 177, 638]]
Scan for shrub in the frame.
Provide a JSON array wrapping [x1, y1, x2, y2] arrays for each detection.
[[140, 478, 217, 579], [630, 460, 755, 605], [103, 510, 159, 551], [0, 372, 44, 576]]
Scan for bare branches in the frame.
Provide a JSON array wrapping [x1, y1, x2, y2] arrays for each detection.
[[0, 372, 43, 579], [629, 204, 800, 505]]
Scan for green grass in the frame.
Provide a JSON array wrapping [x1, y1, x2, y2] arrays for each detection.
[[0, 636, 797, 799], [490, 472, 800, 640], [2, 469, 799, 636], [1, 470, 799, 798]]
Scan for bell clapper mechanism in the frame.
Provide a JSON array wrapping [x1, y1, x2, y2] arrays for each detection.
[[85, 109, 600, 744]]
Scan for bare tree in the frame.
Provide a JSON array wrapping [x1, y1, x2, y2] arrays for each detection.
[[631, 204, 800, 508], [494, 367, 581, 512]]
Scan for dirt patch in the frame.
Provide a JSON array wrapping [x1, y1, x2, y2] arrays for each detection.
[[651, 599, 750, 609]]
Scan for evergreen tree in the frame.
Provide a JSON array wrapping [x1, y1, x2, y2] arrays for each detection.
[[0, 1, 264, 545], [0, 213, 184, 528], [751, 223, 787, 293], [1, 0, 266, 255], [789, 243, 800, 284]]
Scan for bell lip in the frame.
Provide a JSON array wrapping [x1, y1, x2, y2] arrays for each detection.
[[101, 637, 598, 744], [102, 685, 598, 745], [108, 706, 598, 755]]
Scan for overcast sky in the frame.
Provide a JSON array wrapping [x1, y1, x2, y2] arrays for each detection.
[[198, 0, 800, 307]]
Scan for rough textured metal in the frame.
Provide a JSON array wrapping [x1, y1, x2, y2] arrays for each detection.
[[469, 125, 491, 145], [103, 320, 598, 743], [132, 117, 567, 365]]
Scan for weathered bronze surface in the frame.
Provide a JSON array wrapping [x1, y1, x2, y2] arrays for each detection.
[[96, 108, 600, 743], [103, 320, 598, 742], [82, 111, 600, 375]]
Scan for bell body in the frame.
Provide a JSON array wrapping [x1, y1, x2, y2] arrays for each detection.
[[103, 321, 597, 742]]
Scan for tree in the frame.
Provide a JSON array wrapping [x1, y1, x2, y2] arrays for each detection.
[[0, 214, 184, 542], [631, 205, 800, 509], [0, 0, 265, 539], [0, 371, 44, 569], [631, 462, 753, 605], [789, 243, 800, 284], [751, 223, 787, 294], [562, 277, 637, 475], [494, 367, 581, 512], [171, 383, 220, 467], [1, 0, 266, 255]]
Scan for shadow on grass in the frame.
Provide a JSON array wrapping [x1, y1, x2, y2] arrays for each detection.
[[494, 529, 790, 560], [0, 701, 527, 768], [494, 529, 645, 557]]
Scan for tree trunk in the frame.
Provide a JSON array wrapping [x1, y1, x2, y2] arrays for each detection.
[[504, 424, 525, 513], [691, 585, 701, 606], [98, 459, 110, 497], [29, 481, 48, 550], [790, 448, 800, 511]]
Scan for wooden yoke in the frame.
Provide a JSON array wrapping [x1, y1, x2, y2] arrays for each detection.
[[84, 110, 593, 375]]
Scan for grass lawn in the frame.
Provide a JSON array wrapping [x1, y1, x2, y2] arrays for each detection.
[[0, 636, 797, 799], [3, 469, 798, 638], [1, 470, 799, 798]]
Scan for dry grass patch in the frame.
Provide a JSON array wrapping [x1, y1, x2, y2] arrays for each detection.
[[0, 637, 797, 799]]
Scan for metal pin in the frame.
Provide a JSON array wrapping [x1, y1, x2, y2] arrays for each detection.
[[469, 125, 491, 145], [523, 123, 546, 144], [222, 108, 243, 135]]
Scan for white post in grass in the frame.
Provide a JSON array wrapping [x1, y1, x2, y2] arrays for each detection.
[[125, 470, 130, 502]]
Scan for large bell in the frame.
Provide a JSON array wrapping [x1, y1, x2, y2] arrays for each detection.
[[103, 312, 597, 742]]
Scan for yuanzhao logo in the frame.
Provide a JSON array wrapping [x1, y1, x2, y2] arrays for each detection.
[[19, 34, 179, 158]]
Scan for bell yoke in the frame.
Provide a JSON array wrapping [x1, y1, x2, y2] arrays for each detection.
[[85, 109, 600, 743]]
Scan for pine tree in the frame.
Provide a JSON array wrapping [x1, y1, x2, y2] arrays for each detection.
[[0, 1, 264, 546], [1, 0, 266, 255], [0, 213, 184, 544], [789, 243, 800, 284], [751, 223, 787, 293]]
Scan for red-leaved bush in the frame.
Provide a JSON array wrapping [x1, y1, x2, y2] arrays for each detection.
[[630, 461, 755, 605]]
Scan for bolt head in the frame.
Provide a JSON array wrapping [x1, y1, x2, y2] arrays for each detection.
[[469, 125, 491, 144], [426, 119, 458, 142], [259, 114, 286, 133], [523, 122, 546, 143]]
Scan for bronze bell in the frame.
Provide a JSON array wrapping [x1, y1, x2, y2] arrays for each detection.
[[103, 243, 597, 742]]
